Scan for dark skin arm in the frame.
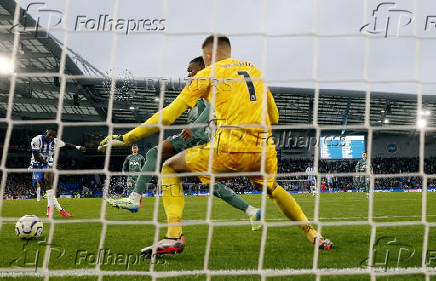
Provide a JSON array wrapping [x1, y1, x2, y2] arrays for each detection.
[[32, 151, 49, 166], [65, 143, 86, 152], [122, 157, 129, 172], [32, 144, 85, 167]]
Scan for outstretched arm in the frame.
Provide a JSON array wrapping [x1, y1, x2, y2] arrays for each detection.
[[55, 138, 85, 152], [99, 68, 211, 151], [123, 95, 189, 145], [64, 143, 86, 152], [267, 88, 279, 125]]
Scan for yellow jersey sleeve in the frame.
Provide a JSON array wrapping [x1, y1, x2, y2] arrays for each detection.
[[179, 67, 211, 108], [123, 94, 188, 144], [267, 88, 279, 124]]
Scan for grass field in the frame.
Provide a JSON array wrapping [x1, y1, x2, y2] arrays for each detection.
[[1, 192, 436, 281]]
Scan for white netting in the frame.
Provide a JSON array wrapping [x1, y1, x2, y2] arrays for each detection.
[[1, 0, 436, 280]]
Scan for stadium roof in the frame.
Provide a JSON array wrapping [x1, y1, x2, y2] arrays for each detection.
[[1, 0, 435, 127], [0, 0, 103, 121]]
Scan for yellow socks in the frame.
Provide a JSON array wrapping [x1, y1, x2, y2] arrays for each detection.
[[161, 165, 317, 242], [161, 164, 185, 238], [271, 185, 319, 242]]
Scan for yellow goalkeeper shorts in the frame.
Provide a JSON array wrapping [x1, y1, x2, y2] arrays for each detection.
[[185, 143, 277, 189]]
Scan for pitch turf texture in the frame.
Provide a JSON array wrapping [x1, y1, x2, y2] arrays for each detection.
[[1, 192, 436, 281]]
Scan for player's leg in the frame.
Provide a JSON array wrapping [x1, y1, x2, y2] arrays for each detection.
[[141, 150, 188, 257], [310, 180, 317, 196], [182, 137, 260, 225], [163, 147, 261, 231], [44, 171, 71, 217], [33, 171, 50, 215], [32, 170, 43, 202], [108, 140, 176, 211], [364, 176, 370, 198], [249, 150, 332, 249], [132, 140, 175, 199], [125, 178, 135, 196], [250, 178, 319, 242], [162, 150, 188, 237], [213, 182, 261, 230], [355, 176, 362, 192], [36, 183, 41, 202]]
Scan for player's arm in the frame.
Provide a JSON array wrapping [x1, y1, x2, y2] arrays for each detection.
[[122, 156, 129, 172], [53, 138, 85, 152], [32, 151, 49, 166], [124, 95, 189, 143], [99, 69, 211, 151], [267, 88, 279, 125], [193, 101, 210, 125], [64, 143, 86, 152], [141, 155, 146, 167], [98, 96, 190, 150], [181, 101, 211, 140]]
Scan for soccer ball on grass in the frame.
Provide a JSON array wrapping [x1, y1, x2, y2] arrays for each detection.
[[15, 215, 43, 239]]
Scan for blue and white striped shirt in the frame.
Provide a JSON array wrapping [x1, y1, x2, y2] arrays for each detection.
[[30, 135, 65, 167], [306, 166, 315, 182]]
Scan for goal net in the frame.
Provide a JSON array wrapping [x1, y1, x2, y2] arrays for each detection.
[[0, 0, 435, 280]]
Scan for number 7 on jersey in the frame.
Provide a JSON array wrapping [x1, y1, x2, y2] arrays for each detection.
[[237, 71, 257, 102]]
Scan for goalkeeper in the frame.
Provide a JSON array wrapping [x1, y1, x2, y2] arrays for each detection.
[[100, 35, 333, 256], [355, 152, 371, 198], [106, 56, 262, 231]]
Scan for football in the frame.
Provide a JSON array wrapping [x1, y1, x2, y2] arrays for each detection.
[[15, 215, 43, 239]]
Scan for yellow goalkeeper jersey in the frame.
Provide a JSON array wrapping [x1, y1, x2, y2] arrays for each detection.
[[179, 58, 277, 153]]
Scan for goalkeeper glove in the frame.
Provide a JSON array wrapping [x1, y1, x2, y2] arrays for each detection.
[[98, 135, 126, 152]]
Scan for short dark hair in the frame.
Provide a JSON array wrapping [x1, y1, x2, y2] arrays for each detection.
[[132, 144, 138, 148], [202, 34, 231, 49], [190, 56, 204, 67], [47, 127, 57, 132]]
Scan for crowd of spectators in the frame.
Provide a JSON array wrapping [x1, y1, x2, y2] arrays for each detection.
[[3, 174, 35, 199], [3, 172, 103, 200], [4, 154, 436, 199]]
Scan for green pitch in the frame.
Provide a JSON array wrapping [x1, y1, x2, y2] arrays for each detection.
[[1, 192, 436, 281]]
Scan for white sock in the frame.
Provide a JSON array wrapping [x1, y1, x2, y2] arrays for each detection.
[[37, 186, 41, 202], [52, 197, 62, 211], [245, 205, 257, 217], [46, 189, 54, 208], [129, 192, 141, 204], [46, 189, 62, 211]]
